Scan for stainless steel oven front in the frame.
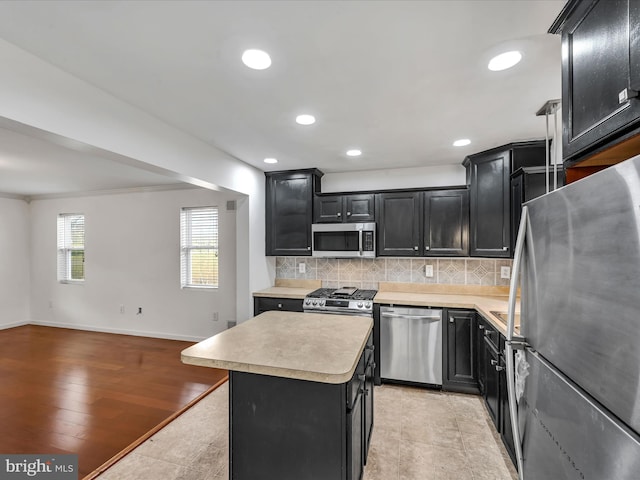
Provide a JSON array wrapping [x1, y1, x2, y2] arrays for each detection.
[[311, 222, 376, 258]]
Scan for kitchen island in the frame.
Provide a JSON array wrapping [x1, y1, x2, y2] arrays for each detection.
[[181, 310, 374, 480]]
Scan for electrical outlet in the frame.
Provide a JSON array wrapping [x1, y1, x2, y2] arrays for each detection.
[[425, 264, 434, 278], [212, 312, 219, 322], [501, 266, 511, 279], [119, 305, 125, 314], [298, 263, 306, 274]]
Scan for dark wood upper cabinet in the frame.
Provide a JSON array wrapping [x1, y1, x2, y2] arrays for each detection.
[[314, 195, 343, 223], [510, 166, 565, 252], [423, 189, 469, 256], [550, 0, 640, 164], [376, 189, 469, 257], [314, 194, 375, 223], [466, 149, 511, 258], [345, 194, 375, 222], [464, 141, 546, 258], [265, 169, 322, 256], [376, 192, 421, 256]]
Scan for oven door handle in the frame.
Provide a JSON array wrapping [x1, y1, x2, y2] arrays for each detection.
[[304, 309, 372, 317]]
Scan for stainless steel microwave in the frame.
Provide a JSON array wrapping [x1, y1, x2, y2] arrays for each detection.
[[311, 222, 376, 258]]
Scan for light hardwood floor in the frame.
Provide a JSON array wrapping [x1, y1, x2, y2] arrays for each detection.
[[0, 325, 227, 478]]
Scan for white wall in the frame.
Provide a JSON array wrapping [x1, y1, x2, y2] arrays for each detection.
[[321, 164, 466, 193], [29, 187, 238, 341], [0, 39, 273, 324], [0, 196, 30, 328]]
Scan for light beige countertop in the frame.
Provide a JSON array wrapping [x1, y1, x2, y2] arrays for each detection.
[[374, 282, 519, 335], [252, 278, 321, 299], [252, 281, 519, 335], [181, 310, 373, 384]]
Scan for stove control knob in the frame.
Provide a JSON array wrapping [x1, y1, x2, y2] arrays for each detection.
[[320, 300, 325, 306], [312, 301, 318, 306], [305, 299, 311, 305], [357, 302, 364, 308], [365, 302, 371, 308]]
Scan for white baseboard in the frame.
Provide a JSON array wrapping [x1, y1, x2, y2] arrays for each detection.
[[0, 320, 29, 330], [28, 320, 206, 342]]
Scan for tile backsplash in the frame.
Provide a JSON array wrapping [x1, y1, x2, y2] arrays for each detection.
[[276, 257, 513, 289]]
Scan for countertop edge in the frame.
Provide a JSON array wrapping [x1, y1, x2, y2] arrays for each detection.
[[181, 313, 373, 384], [252, 287, 514, 336], [181, 353, 361, 384], [372, 292, 513, 336], [252, 287, 314, 299]]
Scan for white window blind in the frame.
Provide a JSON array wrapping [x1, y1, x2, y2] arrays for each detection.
[[180, 206, 218, 288], [57, 213, 85, 283]]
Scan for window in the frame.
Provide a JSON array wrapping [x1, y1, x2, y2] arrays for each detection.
[[180, 206, 218, 288], [57, 213, 85, 283]]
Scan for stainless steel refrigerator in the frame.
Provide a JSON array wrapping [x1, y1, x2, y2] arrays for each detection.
[[505, 155, 640, 480]]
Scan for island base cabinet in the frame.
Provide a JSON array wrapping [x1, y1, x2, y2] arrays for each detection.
[[230, 370, 366, 480]]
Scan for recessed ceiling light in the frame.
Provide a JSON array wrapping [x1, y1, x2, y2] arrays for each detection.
[[453, 139, 471, 147], [264, 157, 278, 164], [346, 149, 362, 157], [295, 114, 316, 125], [241, 49, 271, 70], [488, 51, 522, 71]]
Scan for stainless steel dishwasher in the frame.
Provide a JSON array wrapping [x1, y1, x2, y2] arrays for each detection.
[[380, 306, 443, 385]]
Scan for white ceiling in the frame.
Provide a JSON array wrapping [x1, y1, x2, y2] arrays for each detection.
[[0, 124, 181, 198], [0, 0, 566, 195]]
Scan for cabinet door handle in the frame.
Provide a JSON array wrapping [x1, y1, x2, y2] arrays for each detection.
[[357, 374, 366, 382], [619, 88, 639, 104], [337, 212, 341, 217], [424, 246, 430, 251], [277, 303, 283, 309], [479, 325, 485, 330], [347, 211, 352, 216], [502, 246, 508, 251], [490, 359, 498, 366], [495, 365, 505, 372], [414, 246, 419, 251], [449, 318, 454, 323], [307, 246, 311, 250]]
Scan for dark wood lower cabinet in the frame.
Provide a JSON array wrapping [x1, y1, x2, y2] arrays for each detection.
[[443, 309, 479, 393], [229, 334, 372, 480], [253, 296, 303, 316], [478, 315, 517, 468], [363, 351, 375, 462], [483, 336, 500, 426], [348, 392, 364, 480], [499, 352, 517, 465], [476, 319, 487, 395]]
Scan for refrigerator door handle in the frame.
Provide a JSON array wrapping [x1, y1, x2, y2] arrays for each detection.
[[507, 205, 527, 343], [506, 205, 528, 480]]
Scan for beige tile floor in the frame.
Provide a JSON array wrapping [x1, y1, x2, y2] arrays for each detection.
[[97, 382, 517, 480]]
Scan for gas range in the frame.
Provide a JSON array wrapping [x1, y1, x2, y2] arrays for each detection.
[[303, 287, 377, 316]]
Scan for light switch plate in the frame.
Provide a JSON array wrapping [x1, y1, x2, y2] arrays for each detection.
[[500, 266, 511, 279], [425, 264, 434, 277], [298, 263, 306, 274]]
